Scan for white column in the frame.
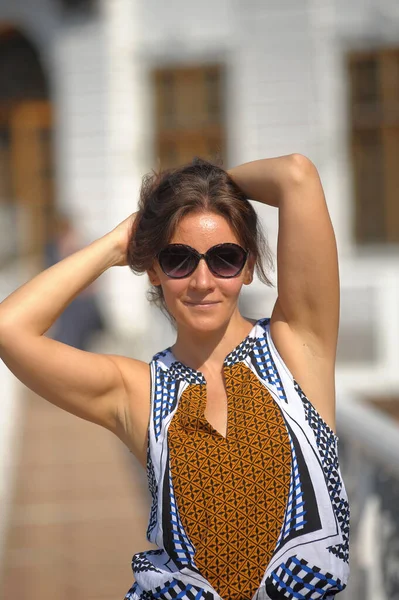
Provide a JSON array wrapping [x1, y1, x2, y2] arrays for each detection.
[[306, 0, 354, 258], [100, 0, 151, 338], [0, 358, 23, 571]]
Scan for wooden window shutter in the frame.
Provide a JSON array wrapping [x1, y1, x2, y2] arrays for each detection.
[[349, 48, 399, 244], [380, 49, 399, 242], [153, 64, 225, 169], [0, 101, 55, 261]]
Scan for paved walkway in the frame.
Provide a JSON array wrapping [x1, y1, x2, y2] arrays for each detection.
[[0, 388, 155, 600]]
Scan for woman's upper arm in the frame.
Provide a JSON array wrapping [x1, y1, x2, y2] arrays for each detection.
[[272, 154, 340, 355], [0, 330, 149, 435]]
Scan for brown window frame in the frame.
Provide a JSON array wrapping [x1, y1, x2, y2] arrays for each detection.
[[152, 63, 226, 169], [349, 47, 399, 244]]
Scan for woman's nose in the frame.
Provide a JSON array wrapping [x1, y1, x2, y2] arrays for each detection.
[[188, 257, 215, 289]]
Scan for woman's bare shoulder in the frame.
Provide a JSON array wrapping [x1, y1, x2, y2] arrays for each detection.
[[270, 306, 338, 433], [106, 354, 151, 465], [106, 354, 151, 400]]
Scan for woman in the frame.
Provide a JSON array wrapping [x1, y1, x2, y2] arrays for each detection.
[[0, 155, 350, 599]]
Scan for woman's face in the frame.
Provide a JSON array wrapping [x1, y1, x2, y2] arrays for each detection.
[[147, 211, 255, 332]]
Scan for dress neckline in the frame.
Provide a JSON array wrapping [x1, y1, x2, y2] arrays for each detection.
[[165, 317, 263, 380]]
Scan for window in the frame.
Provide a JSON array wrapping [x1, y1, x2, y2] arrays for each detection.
[[0, 29, 54, 264], [153, 64, 226, 169], [0, 106, 11, 202], [349, 48, 399, 244]]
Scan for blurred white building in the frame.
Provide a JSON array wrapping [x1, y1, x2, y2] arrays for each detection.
[[1, 1, 399, 598], [1, 0, 399, 396]]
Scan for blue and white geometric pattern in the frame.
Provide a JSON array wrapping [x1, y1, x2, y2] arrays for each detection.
[[124, 581, 141, 599], [146, 449, 158, 539], [152, 369, 179, 441], [297, 382, 338, 467], [328, 496, 350, 563], [167, 469, 196, 566], [124, 582, 155, 600], [132, 550, 163, 574], [168, 360, 205, 386], [224, 333, 259, 367], [252, 320, 288, 403], [276, 431, 306, 549], [295, 381, 350, 564], [150, 578, 215, 600], [266, 556, 345, 599], [127, 317, 350, 599]]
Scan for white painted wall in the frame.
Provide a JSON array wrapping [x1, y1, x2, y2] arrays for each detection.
[[0, 0, 61, 571], [135, 0, 399, 404], [98, 0, 150, 336], [1, 0, 398, 362], [50, 20, 108, 235], [1, 0, 399, 589]]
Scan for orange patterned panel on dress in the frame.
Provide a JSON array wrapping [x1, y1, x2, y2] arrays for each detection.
[[168, 362, 291, 600]]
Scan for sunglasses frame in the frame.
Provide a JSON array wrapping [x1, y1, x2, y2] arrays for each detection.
[[157, 243, 249, 279]]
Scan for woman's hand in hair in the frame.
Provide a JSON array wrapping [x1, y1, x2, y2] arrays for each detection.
[[108, 212, 138, 267]]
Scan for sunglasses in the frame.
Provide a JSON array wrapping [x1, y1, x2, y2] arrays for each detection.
[[157, 243, 248, 279]]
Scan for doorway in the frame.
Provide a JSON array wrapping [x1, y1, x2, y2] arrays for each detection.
[[0, 26, 54, 267]]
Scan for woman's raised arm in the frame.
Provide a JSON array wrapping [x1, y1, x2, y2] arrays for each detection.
[[0, 214, 150, 459], [228, 154, 339, 356]]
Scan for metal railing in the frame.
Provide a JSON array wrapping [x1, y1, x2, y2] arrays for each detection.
[[337, 395, 399, 600]]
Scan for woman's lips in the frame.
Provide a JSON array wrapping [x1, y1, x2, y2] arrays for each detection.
[[184, 301, 220, 307]]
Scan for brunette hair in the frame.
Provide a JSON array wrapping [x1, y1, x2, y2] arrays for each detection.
[[127, 157, 274, 324]]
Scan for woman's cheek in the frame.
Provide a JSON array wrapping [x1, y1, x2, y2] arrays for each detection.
[[162, 281, 186, 312]]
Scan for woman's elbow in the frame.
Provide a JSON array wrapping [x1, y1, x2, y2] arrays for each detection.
[[287, 153, 319, 185]]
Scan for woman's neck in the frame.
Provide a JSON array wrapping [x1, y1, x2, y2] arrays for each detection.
[[171, 312, 257, 374]]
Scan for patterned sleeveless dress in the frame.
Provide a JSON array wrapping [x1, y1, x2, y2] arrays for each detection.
[[124, 317, 350, 600]]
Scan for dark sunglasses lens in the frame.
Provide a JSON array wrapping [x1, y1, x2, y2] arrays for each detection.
[[159, 247, 197, 278], [208, 245, 246, 277]]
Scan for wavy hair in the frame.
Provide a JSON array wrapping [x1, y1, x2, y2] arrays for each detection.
[[127, 157, 274, 324]]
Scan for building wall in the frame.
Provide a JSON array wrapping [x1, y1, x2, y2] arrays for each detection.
[[137, 0, 399, 398], [1, 0, 399, 389], [0, 0, 151, 337], [332, 0, 399, 395], [1, 0, 399, 594]]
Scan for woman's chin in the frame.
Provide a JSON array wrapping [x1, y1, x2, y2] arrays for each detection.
[[175, 304, 231, 331]]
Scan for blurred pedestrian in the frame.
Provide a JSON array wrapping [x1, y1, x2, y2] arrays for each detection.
[[45, 214, 105, 350]]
